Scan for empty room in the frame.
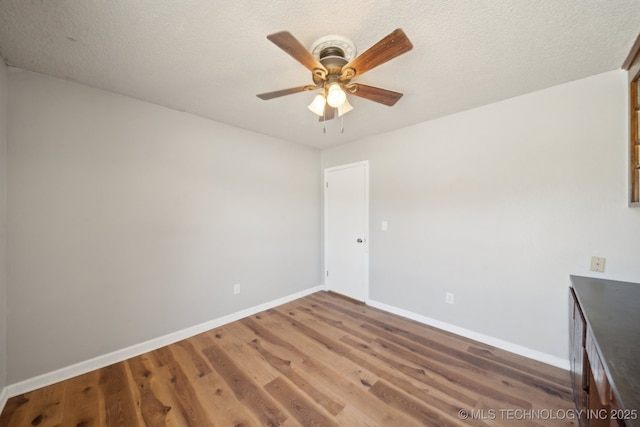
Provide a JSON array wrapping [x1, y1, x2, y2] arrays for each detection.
[[0, 1, 639, 426]]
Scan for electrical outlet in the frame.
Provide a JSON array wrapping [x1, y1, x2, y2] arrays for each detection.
[[590, 257, 606, 273], [234, 283, 241, 294], [445, 292, 455, 305]]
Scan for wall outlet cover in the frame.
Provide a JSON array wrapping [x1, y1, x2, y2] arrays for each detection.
[[445, 292, 455, 304], [590, 257, 606, 273]]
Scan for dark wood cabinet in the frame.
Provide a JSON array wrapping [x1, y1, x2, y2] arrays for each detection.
[[569, 277, 640, 427], [623, 33, 640, 206], [569, 287, 589, 426], [570, 287, 620, 427]]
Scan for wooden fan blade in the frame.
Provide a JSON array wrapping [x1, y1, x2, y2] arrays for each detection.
[[267, 31, 327, 74], [319, 106, 336, 121], [342, 29, 413, 78], [349, 84, 403, 106], [257, 86, 309, 100]]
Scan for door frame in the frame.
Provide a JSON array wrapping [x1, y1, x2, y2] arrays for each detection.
[[323, 160, 370, 302]]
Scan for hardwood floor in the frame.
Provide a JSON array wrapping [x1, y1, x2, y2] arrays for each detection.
[[0, 291, 577, 426]]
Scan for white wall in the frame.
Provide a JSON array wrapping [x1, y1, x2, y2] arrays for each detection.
[[322, 70, 640, 360], [5, 66, 638, 387], [6, 69, 321, 384], [0, 59, 7, 392]]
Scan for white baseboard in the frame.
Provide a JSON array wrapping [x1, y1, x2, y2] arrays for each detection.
[[367, 299, 570, 370], [0, 386, 7, 416], [4, 285, 324, 400]]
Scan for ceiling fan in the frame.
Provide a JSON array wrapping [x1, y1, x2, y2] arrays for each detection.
[[256, 29, 413, 121]]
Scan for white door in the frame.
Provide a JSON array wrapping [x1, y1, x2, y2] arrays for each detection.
[[324, 161, 369, 301]]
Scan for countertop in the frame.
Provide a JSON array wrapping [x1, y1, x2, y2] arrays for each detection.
[[570, 275, 640, 426]]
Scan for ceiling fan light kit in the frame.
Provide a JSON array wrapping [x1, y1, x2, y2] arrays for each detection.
[[326, 83, 347, 108], [337, 97, 354, 117], [257, 28, 413, 132], [308, 94, 326, 116]]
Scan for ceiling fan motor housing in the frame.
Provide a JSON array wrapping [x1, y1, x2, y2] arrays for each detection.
[[311, 35, 356, 83]]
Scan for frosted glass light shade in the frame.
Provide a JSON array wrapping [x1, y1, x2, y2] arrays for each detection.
[[308, 94, 326, 116], [326, 83, 346, 108], [337, 97, 354, 116]]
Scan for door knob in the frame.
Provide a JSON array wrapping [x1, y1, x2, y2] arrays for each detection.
[[357, 238, 364, 243]]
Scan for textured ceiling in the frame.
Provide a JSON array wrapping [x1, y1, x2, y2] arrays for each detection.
[[0, 0, 638, 149]]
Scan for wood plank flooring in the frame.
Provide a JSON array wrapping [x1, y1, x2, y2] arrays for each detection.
[[0, 291, 578, 426]]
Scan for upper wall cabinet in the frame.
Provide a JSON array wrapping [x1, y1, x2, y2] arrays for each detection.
[[623, 33, 640, 207]]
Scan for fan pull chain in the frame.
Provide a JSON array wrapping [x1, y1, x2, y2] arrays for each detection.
[[322, 107, 326, 134], [341, 114, 344, 133]]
